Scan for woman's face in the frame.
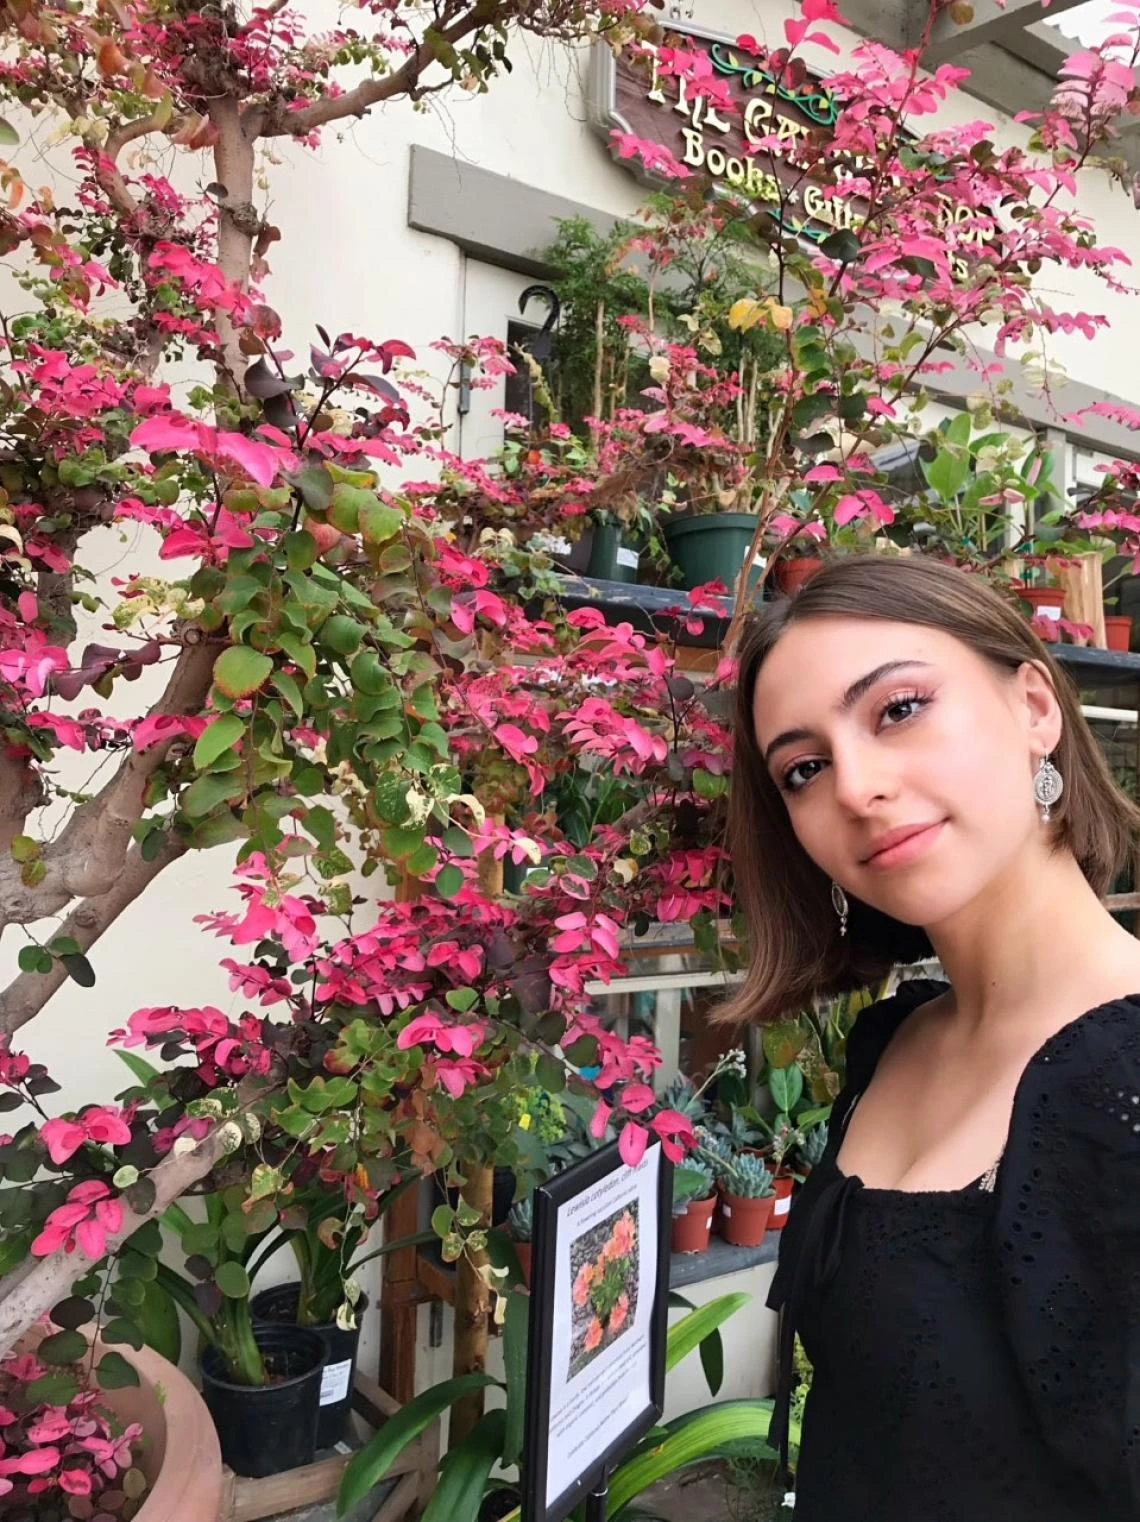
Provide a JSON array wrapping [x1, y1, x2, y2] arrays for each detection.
[[751, 615, 1062, 930]]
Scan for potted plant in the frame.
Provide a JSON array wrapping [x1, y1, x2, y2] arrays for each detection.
[[249, 1185, 424, 1449], [670, 1161, 717, 1255], [154, 1194, 327, 1479], [717, 1152, 776, 1248], [9, 1327, 223, 1522]]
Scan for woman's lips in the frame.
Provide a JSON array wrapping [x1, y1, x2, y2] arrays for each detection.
[[862, 820, 947, 870]]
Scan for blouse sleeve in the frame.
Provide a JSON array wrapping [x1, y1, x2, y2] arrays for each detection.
[[993, 1004, 1140, 1514]]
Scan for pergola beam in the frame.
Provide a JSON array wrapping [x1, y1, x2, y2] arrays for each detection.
[[916, 0, 1093, 66]]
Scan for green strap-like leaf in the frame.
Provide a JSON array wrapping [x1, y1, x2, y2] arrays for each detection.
[[338, 1373, 500, 1516], [665, 1293, 749, 1376], [608, 1401, 789, 1519], [502, 1289, 529, 1468], [422, 1407, 508, 1522]]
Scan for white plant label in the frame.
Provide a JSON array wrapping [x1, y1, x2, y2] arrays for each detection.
[[320, 1359, 353, 1406], [616, 547, 640, 569]]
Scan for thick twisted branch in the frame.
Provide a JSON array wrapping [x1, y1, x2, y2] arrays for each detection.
[[0, 1119, 234, 1360], [0, 641, 214, 935]]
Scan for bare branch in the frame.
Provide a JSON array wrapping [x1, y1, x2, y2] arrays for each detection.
[[0, 640, 214, 935], [105, 111, 170, 160], [0, 834, 186, 1036], [251, 3, 494, 138], [0, 1120, 235, 1360]]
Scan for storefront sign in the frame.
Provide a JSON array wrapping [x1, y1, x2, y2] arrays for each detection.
[[588, 22, 990, 263], [589, 21, 852, 243]]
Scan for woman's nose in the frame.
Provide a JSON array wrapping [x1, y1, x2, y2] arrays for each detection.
[[830, 739, 898, 816]]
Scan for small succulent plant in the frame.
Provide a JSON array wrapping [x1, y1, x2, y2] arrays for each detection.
[[722, 1151, 775, 1200], [507, 1195, 533, 1242], [798, 1121, 829, 1171], [659, 1073, 710, 1124], [694, 1126, 736, 1185]]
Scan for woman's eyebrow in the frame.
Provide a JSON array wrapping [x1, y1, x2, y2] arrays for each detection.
[[761, 660, 933, 766]]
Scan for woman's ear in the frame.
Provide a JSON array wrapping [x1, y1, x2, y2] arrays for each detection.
[[1019, 660, 1063, 756]]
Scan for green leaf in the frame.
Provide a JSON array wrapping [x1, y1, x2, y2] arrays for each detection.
[[443, 826, 474, 858], [422, 1408, 507, 1522], [360, 501, 403, 546], [349, 650, 390, 695], [608, 1402, 788, 1518], [50, 1296, 95, 1331], [102, 1316, 145, 1350], [215, 1260, 251, 1299], [115, 1050, 161, 1088], [339, 1374, 500, 1516], [666, 1294, 749, 1377], [922, 448, 970, 502], [431, 1204, 455, 1238], [700, 1331, 725, 1399], [214, 646, 274, 699], [321, 615, 366, 657], [95, 1352, 140, 1390], [435, 864, 464, 900], [290, 464, 334, 513], [10, 836, 40, 864], [0, 118, 20, 147], [28, 1370, 81, 1404], [821, 228, 860, 263], [329, 483, 375, 535], [769, 1065, 803, 1115], [181, 772, 244, 819], [62, 953, 96, 989], [502, 1292, 528, 1467], [272, 670, 305, 719], [194, 714, 244, 770], [38, 1328, 88, 1365], [134, 1277, 181, 1363]]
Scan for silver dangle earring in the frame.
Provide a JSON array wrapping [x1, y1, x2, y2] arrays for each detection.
[[831, 882, 849, 937], [1033, 753, 1064, 822]]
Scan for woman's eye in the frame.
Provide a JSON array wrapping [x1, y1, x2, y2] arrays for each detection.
[[782, 758, 824, 793], [881, 694, 929, 727]]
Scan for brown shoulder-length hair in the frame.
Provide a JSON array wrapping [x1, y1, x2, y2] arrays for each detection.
[[715, 555, 1140, 1026]]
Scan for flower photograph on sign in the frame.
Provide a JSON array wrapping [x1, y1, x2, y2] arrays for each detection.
[[568, 1204, 640, 1378]]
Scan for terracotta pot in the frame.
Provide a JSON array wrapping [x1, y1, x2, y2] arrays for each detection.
[[769, 1173, 796, 1232], [670, 1193, 716, 1255], [514, 1239, 533, 1287], [1105, 614, 1132, 652], [1016, 583, 1065, 640], [773, 556, 823, 596], [719, 1189, 775, 1248]]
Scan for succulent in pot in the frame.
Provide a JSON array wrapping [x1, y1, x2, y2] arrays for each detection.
[[671, 1160, 716, 1255], [719, 1152, 776, 1249]]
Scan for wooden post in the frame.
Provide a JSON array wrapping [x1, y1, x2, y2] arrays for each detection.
[[379, 868, 426, 1408], [449, 1161, 494, 1447]]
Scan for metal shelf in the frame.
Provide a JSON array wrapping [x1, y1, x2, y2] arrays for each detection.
[[543, 575, 1140, 696]]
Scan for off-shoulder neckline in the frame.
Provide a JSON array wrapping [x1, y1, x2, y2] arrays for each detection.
[[832, 980, 1140, 1198]]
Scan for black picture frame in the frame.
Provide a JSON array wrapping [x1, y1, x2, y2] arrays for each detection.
[[521, 1138, 673, 1522]]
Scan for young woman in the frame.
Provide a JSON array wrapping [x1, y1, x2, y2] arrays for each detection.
[[721, 556, 1140, 1521]]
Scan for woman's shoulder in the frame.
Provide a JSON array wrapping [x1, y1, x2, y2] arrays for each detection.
[[1013, 991, 1140, 1163], [842, 975, 949, 1090]]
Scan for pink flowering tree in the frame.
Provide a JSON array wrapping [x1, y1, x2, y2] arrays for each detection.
[[2, 0, 1140, 1493]]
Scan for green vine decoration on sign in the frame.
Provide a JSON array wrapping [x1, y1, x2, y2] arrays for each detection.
[[709, 45, 839, 127]]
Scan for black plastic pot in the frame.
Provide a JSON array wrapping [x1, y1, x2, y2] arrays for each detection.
[[251, 1282, 365, 1450], [200, 1324, 326, 1478]]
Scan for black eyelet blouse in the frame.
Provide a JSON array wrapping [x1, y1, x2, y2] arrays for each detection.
[[766, 978, 1140, 1522]]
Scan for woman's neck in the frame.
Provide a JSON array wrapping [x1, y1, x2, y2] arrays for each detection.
[[926, 846, 1140, 1032]]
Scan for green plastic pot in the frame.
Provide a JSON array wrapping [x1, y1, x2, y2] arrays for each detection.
[[663, 513, 761, 592], [586, 522, 642, 584]]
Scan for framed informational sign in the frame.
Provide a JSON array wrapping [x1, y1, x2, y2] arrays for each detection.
[[522, 1139, 672, 1522]]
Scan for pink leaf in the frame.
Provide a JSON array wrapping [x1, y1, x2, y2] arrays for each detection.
[[618, 1121, 649, 1169]]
